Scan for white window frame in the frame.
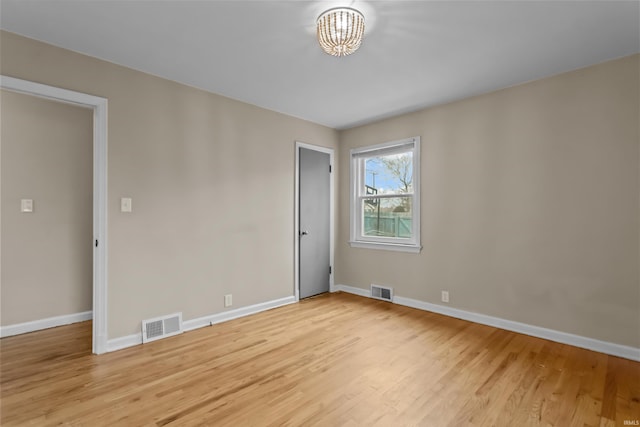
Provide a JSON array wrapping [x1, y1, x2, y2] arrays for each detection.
[[349, 136, 421, 253]]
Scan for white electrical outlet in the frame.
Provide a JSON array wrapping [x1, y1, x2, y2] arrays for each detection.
[[441, 291, 449, 303], [224, 294, 232, 307]]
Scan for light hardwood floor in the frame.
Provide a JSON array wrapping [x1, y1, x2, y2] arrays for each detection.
[[1, 292, 638, 426]]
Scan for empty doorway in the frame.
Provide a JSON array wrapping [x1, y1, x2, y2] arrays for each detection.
[[1, 90, 93, 342], [0, 76, 108, 354]]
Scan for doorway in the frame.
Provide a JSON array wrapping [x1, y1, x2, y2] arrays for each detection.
[[295, 142, 334, 300], [0, 76, 108, 354]]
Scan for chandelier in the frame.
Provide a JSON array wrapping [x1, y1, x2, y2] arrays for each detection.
[[316, 7, 365, 57]]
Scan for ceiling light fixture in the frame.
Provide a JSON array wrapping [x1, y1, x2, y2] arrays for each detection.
[[317, 7, 365, 57]]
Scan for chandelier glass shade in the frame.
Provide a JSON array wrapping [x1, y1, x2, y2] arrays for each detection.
[[317, 7, 365, 57]]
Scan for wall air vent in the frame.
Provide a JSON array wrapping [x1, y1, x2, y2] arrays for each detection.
[[371, 284, 393, 302], [142, 312, 183, 343]]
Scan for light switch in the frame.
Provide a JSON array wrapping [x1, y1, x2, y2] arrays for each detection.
[[21, 199, 34, 213], [120, 197, 132, 213]]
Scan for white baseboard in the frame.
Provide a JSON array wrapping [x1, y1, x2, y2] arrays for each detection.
[[334, 284, 640, 361], [106, 295, 296, 353], [332, 284, 368, 298], [0, 311, 93, 338], [106, 332, 143, 352], [183, 296, 296, 331]]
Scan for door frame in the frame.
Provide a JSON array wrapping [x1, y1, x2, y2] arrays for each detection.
[[294, 141, 334, 302], [1, 76, 108, 354]]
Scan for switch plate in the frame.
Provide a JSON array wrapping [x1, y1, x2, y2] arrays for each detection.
[[120, 197, 132, 213], [224, 294, 232, 307], [21, 199, 34, 213], [441, 291, 449, 303]]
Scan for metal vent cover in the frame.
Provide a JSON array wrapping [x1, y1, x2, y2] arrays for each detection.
[[142, 312, 183, 343], [371, 284, 393, 302]]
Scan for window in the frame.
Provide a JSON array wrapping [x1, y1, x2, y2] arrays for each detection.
[[350, 137, 421, 253]]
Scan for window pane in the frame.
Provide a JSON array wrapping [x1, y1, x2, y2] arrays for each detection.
[[362, 197, 412, 238], [364, 151, 413, 195]]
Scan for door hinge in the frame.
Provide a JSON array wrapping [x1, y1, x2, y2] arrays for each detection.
[[329, 165, 332, 173], [95, 239, 98, 248], [329, 266, 332, 275]]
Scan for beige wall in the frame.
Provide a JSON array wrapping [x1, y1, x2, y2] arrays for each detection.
[[1, 90, 93, 325], [0, 31, 339, 338], [1, 29, 637, 349], [337, 54, 640, 348]]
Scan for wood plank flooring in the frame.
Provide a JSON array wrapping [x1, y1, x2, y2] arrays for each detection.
[[1, 292, 638, 426]]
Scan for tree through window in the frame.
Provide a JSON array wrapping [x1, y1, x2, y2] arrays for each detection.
[[350, 137, 421, 252]]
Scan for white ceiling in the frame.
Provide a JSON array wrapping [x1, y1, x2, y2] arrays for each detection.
[[1, 1, 638, 129]]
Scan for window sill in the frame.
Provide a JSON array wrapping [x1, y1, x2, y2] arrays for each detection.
[[348, 241, 422, 253]]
